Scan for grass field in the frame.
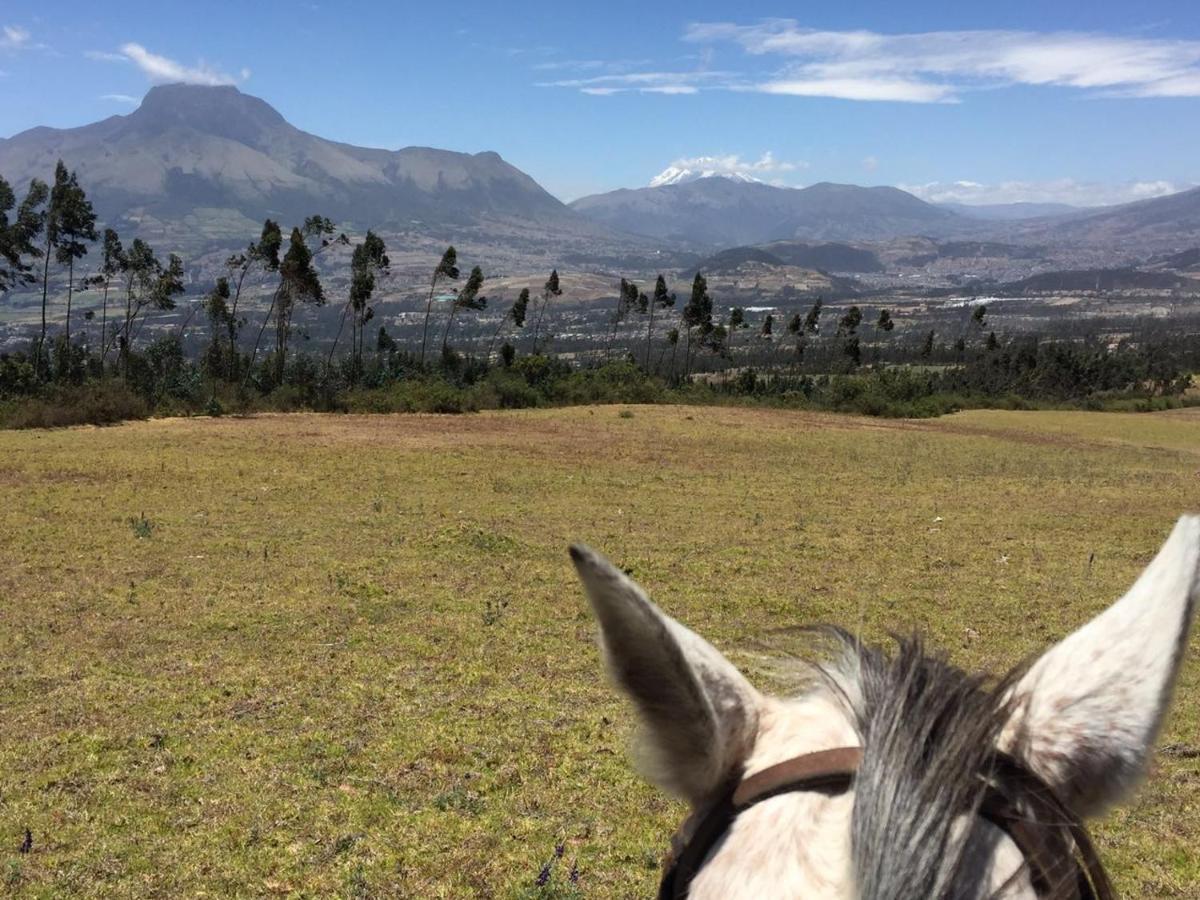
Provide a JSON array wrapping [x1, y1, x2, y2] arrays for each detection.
[[1, 405, 1198, 898]]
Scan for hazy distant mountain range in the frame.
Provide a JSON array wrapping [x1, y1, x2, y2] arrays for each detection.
[[0, 83, 1198, 262], [569, 178, 965, 246]]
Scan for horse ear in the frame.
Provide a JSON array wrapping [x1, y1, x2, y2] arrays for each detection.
[[1001, 516, 1200, 817], [570, 545, 761, 805]]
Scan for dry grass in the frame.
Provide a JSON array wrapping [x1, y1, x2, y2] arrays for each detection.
[[1, 405, 1198, 897]]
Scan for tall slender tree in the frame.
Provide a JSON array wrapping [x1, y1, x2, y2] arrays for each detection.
[[441, 265, 487, 355], [531, 268, 561, 354], [272, 227, 325, 382], [222, 220, 282, 380], [94, 229, 126, 367], [607, 278, 643, 363], [0, 176, 48, 294], [420, 246, 459, 366], [35, 162, 72, 372], [53, 166, 97, 347], [644, 274, 675, 371], [681, 272, 713, 376], [488, 287, 529, 361], [331, 230, 389, 381]]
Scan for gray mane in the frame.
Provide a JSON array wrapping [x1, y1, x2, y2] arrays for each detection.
[[819, 629, 1032, 900]]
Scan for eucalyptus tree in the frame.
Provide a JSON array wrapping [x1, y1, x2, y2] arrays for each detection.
[[441, 265, 487, 356], [202, 276, 233, 376], [681, 272, 713, 376], [328, 230, 388, 381], [221, 219, 282, 379], [271, 226, 326, 382], [487, 286, 529, 361], [530, 268, 561, 354], [105, 239, 184, 378], [726, 307, 747, 367], [52, 166, 97, 346], [644, 274, 675, 371], [607, 278, 643, 363], [92, 229, 126, 367], [420, 246, 459, 366], [0, 176, 47, 293]]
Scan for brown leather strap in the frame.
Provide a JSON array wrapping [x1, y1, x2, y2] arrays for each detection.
[[733, 746, 864, 807]]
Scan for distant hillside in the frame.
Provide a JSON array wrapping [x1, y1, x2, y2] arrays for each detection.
[[695, 246, 786, 273], [1004, 267, 1191, 293], [0, 84, 577, 242], [939, 201, 1080, 221], [569, 177, 967, 247], [1007, 187, 1200, 251], [759, 241, 885, 273]]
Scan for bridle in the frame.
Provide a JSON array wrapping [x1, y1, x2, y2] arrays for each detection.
[[659, 747, 1114, 899]]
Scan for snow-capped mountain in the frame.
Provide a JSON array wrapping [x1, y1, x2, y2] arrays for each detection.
[[648, 166, 760, 188]]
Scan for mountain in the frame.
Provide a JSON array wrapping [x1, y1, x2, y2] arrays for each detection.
[[1023, 187, 1200, 250], [939, 201, 1080, 221], [0, 84, 573, 242], [569, 178, 967, 247]]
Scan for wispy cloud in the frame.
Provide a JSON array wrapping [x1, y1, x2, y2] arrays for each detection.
[[1, 25, 30, 50], [99, 93, 140, 105], [683, 20, 1200, 101], [85, 42, 245, 86], [543, 21, 1200, 102], [902, 178, 1194, 207], [537, 70, 735, 95], [119, 42, 240, 86]]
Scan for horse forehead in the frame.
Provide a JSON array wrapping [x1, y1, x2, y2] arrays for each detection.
[[746, 693, 860, 772], [694, 693, 1036, 900]]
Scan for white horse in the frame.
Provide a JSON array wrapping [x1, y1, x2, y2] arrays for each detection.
[[570, 515, 1199, 899]]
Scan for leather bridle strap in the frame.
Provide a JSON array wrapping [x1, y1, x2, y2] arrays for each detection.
[[659, 747, 863, 900], [658, 746, 1111, 900]]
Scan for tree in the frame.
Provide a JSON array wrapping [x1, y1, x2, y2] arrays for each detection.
[[971, 304, 988, 329], [488, 286, 530, 361], [531, 268, 561, 354], [34, 162, 71, 373], [272, 226, 325, 382], [92, 229, 126, 367], [0, 176, 48, 293], [202, 276, 233, 377], [786, 313, 802, 336], [222, 219, 282, 380], [681, 272, 713, 376], [330, 230, 388, 381], [660, 327, 680, 379], [837, 305, 862, 368], [760, 313, 774, 339], [52, 165, 97, 347], [644, 274, 675, 371], [986, 330, 999, 352], [921, 329, 935, 359], [442, 265, 486, 356], [607, 278, 643, 363], [420, 246, 459, 366], [727, 307, 747, 364], [377, 326, 397, 353], [107, 240, 184, 379], [803, 297, 823, 334], [874, 308, 895, 366]]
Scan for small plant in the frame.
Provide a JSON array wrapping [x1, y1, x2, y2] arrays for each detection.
[[618, 409, 634, 419], [482, 596, 509, 626], [128, 513, 154, 538]]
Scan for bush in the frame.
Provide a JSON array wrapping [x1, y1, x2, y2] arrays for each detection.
[[0, 380, 150, 429]]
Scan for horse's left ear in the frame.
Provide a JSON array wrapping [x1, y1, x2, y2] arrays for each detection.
[[1001, 515, 1200, 817], [570, 544, 761, 806]]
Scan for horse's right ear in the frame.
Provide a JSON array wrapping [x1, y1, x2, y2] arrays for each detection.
[[570, 545, 761, 805], [1001, 515, 1200, 817]]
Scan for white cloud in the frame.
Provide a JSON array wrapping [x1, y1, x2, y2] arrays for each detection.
[[682, 20, 1200, 101], [109, 42, 243, 86], [2, 25, 30, 49], [901, 178, 1194, 207], [862, 156, 879, 172], [536, 69, 736, 96], [85, 49, 127, 62], [99, 93, 139, 105]]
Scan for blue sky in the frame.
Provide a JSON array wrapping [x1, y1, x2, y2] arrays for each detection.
[[1, 1, 1198, 205]]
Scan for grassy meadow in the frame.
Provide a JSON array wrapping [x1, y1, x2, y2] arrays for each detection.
[[1, 405, 1199, 897]]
